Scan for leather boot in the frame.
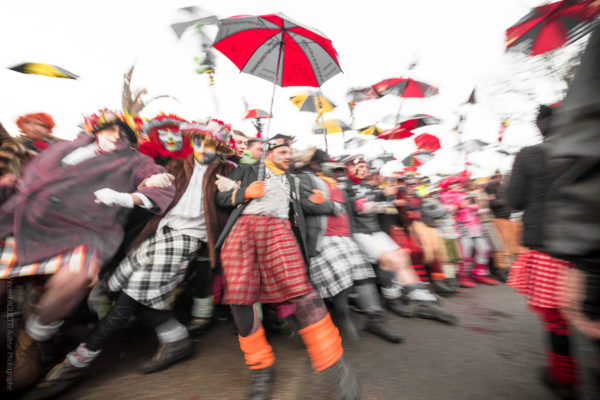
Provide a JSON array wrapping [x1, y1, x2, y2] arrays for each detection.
[[320, 357, 361, 400], [186, 317, 212, 337], [336, 314, 360, 344], [431, 279, 458, 296], [12, 330, 44, 391], [141, 336, 193, 374], [21, 358, 88, 400], [247, 366, 274, 400], [413, 301, 459, 325], [364, 314, 403, 344], [385, 297, 414, 317]]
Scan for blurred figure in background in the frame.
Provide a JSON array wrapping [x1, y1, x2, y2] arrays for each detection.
[[15, 112, 59, 154]]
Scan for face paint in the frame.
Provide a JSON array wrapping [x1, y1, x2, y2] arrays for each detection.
[[96, 132, 118, 152], [192, 136, 217, 164], [158, 128, 183, 152]]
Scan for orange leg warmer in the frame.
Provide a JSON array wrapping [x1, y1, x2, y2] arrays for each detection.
[[298, 314, 343, 372], [238, 326, 275, 370]]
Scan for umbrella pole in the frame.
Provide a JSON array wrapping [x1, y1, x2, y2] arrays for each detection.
[[258, 40, 284, 180], [394, 97, 406, 125], [324, 132, 329, 153]]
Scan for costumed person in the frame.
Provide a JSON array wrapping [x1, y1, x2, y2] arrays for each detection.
[[0, 109, 175, 392], [295, 148, 402, 344], [23, 117, 236, 399], [240, 138, 263, 165], [507, 104, 579, 399], [216, 135, 360, 400], [485, 173, 522, 277], [344, 156, 458, 324], [15, 112, 59, 154], [439, 175, 499, 288], [229, 129, 248, 165]]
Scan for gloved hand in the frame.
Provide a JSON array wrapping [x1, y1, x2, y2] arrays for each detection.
[[215, 174, 240, 192], [143, 173, 175, 188], [244, 181, 265, 201], [308, 189, 325, 204], [94, 188, 134, 208]]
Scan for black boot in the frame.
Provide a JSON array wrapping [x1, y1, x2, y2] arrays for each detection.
[[413, 301, 459, 325], [141, 336, 193, 374], [364, 314, 403, 344], [539, 367, 578, 400], [385, 297, 414, 317], [247, 366, 274, 400], [321, 357, 361, 400], [21, 358, 88, 400], [431, 279, 458, 296]]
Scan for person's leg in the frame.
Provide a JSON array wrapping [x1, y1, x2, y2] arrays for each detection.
[[137, 305, 193, 373], [187, 255, 214, 333], [354, 281, 403, 343], [331, 289, 359, 342], [231, 304, 274, 400], [536, 307, 578, 398], [472, 237, 499, 285], [457, 235, 476, 288], [292, 290, 360, 399]]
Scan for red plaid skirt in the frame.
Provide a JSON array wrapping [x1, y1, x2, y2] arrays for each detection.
[[221, 215, 313, 305], [508, 250, 574, 309]]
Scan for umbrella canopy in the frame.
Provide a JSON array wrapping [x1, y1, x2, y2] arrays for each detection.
[[506, 0, 600, 56], [372, 77, 438, 98], [455, 139, 489, 153], [344, 135, 371, 150], [213, 12, 342, 87], [290, 91, 335, 114], [243, 109, 272, 119], [399, 114, 442, 130], [414, 133, 441, 153], [357, 124, 385, 135], [312, 119, 351, 135], [8, 62, 78, 79], [376, 127, 414, 140], [402, 151, 434, 167]]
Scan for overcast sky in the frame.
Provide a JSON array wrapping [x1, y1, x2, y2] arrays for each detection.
[[1, 0, 576, 176]]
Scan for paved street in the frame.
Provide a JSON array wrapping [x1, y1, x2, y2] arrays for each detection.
[[47, 284, 554, 400]]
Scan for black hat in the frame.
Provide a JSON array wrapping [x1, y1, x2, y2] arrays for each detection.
[[267, 134, 294, 150]]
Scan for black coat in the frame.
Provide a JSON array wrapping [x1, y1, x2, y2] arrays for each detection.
[[215, 164, 309, 262], [507, 144, 550, 251]]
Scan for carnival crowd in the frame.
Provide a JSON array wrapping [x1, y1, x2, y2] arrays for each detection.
[[0, 104, 593, 400]]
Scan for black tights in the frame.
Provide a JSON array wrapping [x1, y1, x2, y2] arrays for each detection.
[[86, 292, 171, 351]]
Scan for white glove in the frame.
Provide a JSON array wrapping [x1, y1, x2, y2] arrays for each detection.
[[143, 173, 175, 188], [94, 188, 134, 208], [215, 174, 240, 192]]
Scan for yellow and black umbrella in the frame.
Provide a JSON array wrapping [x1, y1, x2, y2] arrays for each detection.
[[357, 124, 385, 136], [290, 91, 335, 114], [8, 62, 79, 79], [312, 118, 351, 135]]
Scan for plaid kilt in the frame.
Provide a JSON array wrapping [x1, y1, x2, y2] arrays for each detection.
[[508, 250, 574, 309], [309, 235, 375, 299], [220, 215, 313, 305], [108, 227, 201, 310], [0, 236, 100, 281]]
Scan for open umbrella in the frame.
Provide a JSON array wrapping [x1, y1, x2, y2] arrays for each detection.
[[506, 0, 600, 56], [414, 133, 441, 153], [455, 139, 489, 153], [372, 77, 438, 124], [8, 62, 78, 79], [243, 109, 272, 136], [399, 114, 442, 130], [344, 135, 372, 150], [357, 124, 385, 136], [312, 119, 351, 151], [290, 91, 335, 115], [402, 151, 434, 167], [376, 127, 414, 140], [213, 12, 341, 178]]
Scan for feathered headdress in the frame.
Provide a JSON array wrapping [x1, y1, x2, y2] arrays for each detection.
[[138, 113, 192, 160], [83, 109, 143, 145]]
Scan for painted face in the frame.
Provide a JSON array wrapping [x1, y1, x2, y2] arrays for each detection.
[[158, 127, 183, 152], [96, 125, 120, 152], [354, 163, 368, 180], [267, 146, 291, 171], [192, 135, 217, 164]]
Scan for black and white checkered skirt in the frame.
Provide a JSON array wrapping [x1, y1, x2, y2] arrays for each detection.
[[309, 235, 375, 299], [108, 227, 202, 310]]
